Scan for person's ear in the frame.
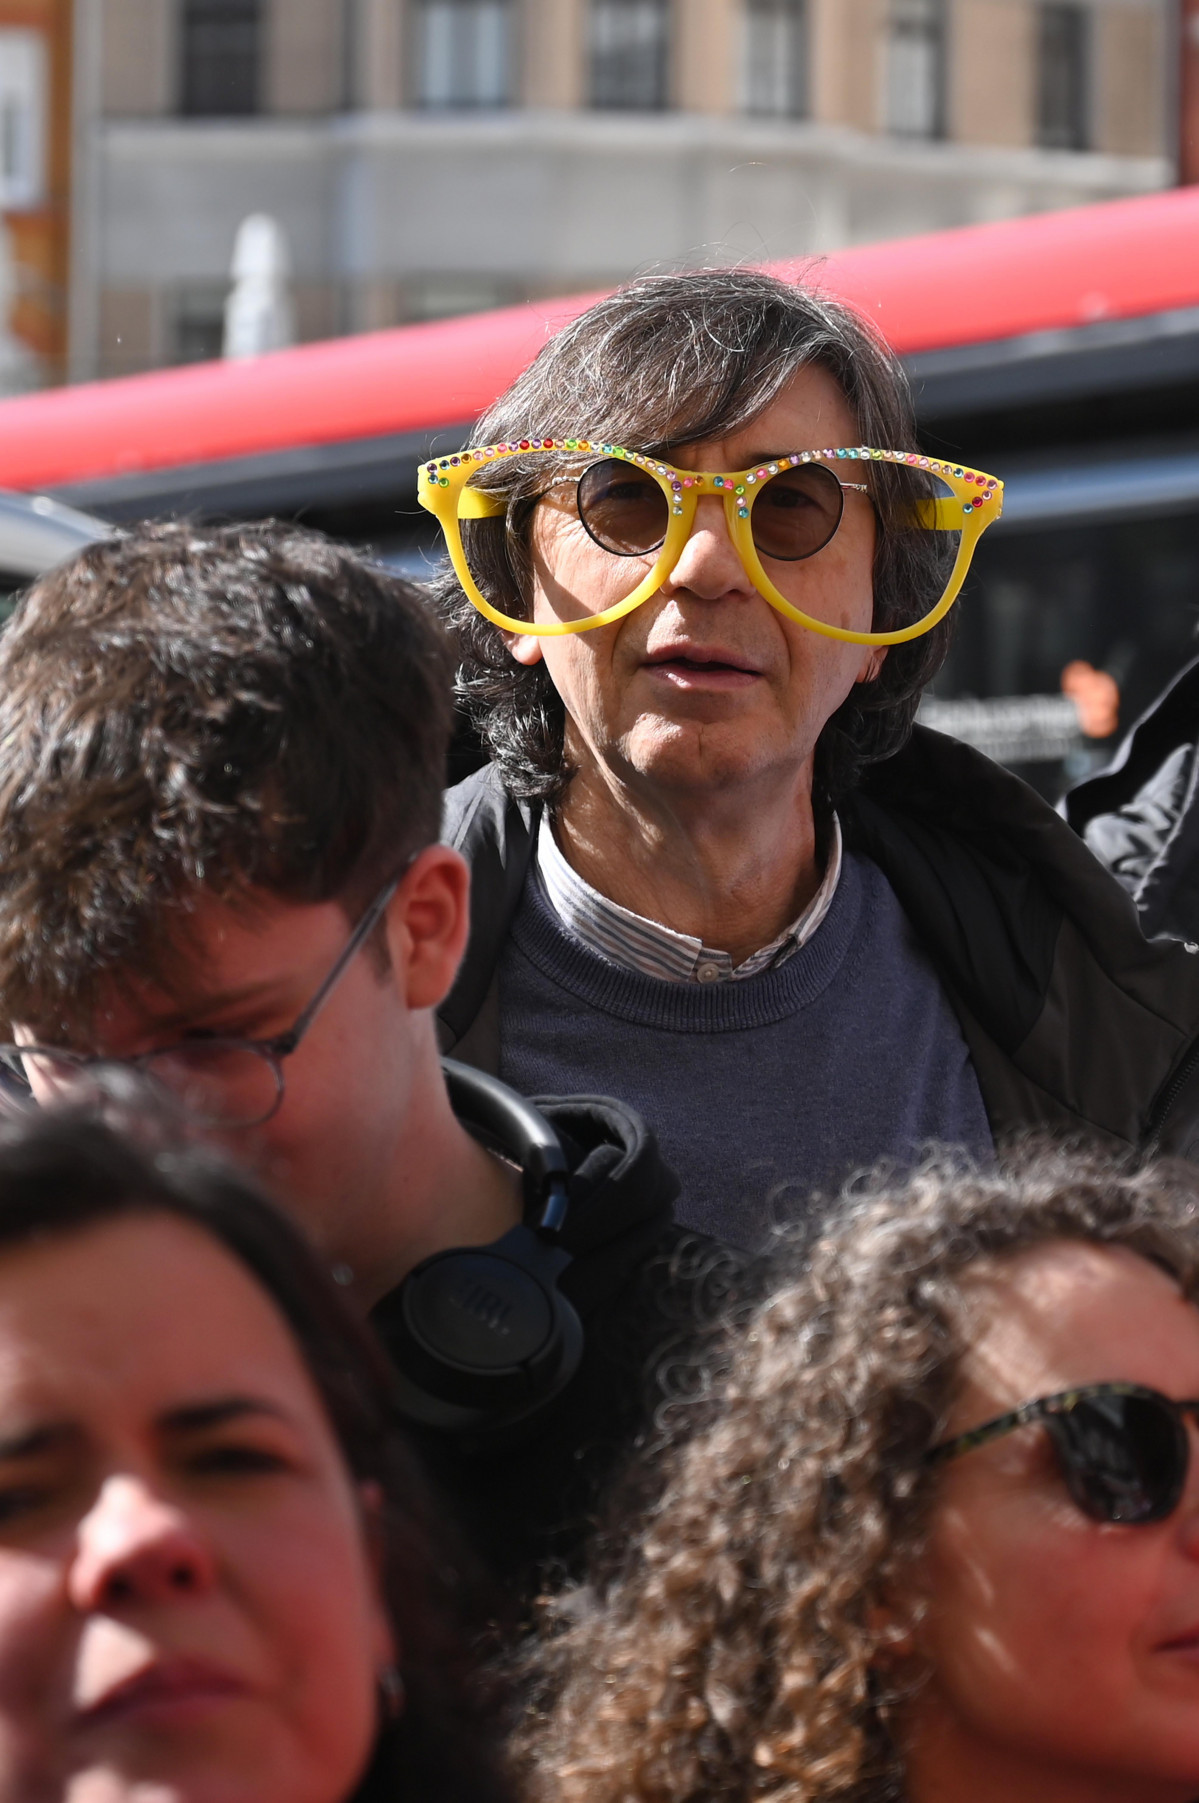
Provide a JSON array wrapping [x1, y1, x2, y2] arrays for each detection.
[[383, 845, 472, 1012], [866, 1599, 918, 1668], [357, 1481, 399, 1673], [504, 631, 544, 668], [855, 645, 888, 686], [867, 1564, 925, 1670]]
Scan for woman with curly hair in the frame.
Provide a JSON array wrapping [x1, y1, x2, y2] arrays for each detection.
[[524, 1150, 1199, 1803]]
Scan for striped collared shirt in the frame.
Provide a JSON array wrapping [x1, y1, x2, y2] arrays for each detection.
[[535, 812, 843, 985]]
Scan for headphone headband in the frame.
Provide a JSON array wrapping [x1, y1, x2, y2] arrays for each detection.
[[441, 1057, 571, 1232], [379, 1061, 583, 1435]]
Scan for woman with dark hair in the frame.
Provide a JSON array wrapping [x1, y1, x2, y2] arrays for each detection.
[[0, 1098, 511, 1803], [428, 267, 1199, 1252], [523, 1149, 1199, 1803]]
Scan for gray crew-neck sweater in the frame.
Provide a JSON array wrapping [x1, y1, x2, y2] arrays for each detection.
[[498, 848, 994, 1248]]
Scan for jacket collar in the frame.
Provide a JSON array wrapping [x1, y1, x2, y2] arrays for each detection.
[[439, 732, 1130, 1055], [439, 731, 1199, 1146], [530, 1094, 679, 1315]]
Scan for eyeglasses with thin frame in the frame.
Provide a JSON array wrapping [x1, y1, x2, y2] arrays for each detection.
[[928, 1381, 1199, 1526], [417, 436, 1004, 647], [0, 875, 401, 1130]]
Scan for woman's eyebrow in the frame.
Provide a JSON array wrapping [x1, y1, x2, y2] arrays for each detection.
[[158, 1396, 293, 1435], [0, 1422, 80, 1462], [0, 1401, 297, 1464]]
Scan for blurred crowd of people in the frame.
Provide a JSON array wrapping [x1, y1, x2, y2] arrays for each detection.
[[0, 270, 1195, 1803]]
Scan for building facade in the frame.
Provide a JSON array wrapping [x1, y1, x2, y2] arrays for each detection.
[[62, 0, 1177, 379]]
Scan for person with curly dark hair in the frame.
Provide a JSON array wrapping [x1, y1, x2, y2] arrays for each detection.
[[0, 1092, 513, 1803], [431, 268, 1199, 1249], [520, 1148, 1199, 1803]]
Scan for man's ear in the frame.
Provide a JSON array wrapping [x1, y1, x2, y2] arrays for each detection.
[[856, 645, 888, 686], [383, 845, 471, 1012], [504, 631, 544, 668]]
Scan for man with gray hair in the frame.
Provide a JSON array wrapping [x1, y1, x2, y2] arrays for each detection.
[[429, 270, 1199, 1247]]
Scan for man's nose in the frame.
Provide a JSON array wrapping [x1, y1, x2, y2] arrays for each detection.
[[68, 1475, 218, 1612], [661, 496, 757, 601]]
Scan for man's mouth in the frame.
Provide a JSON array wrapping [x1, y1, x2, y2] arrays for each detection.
[[642, 646, 763, 689]]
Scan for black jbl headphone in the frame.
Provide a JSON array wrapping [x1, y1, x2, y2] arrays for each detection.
[[380, 1058, 584, 1436]]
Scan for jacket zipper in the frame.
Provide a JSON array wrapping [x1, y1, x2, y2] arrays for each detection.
[[1143, 1033, 1199, 1156]]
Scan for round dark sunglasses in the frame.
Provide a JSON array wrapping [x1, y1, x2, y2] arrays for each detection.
[[573, 456, 863, 564], [928, 1382, 1199, 1525]]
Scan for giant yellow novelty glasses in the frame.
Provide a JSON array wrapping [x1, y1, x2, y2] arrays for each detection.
[[417, 437, 1004, 648]]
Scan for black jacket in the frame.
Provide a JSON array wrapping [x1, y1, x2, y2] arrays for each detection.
[[1066, 654, 1199, 945], [370, 1093, 744, 1600], [439, 730, 1199, 1162]]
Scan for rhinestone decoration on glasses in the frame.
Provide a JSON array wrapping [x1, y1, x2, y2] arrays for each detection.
[[417, 437, 1004, 647]]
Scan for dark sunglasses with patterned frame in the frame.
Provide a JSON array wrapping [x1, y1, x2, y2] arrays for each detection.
[[928, 1381, 1199, 1525]]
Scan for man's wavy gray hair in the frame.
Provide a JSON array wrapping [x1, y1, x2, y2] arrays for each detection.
[[432, 267, 955, 805]]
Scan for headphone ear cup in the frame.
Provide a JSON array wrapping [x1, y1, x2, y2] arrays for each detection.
[[383, 1224, 584, 1434]]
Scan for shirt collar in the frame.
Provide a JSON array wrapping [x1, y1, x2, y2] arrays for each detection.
[[535, 813, 842, 985]]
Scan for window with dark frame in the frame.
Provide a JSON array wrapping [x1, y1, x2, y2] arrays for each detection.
[[413, 0, 513, 109], [745, 0, 809, 119], [1037, 2, 1090, 151], [180, 0, 261, 117], [589, 0, 670, 111], [885, 0, 946, 139]]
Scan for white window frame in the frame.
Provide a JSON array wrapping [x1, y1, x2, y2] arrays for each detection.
[[885, 0, 946, 140], [589, 0, 671, 111], [415, 0, 514, 109], [743, 0, 810, 120], [0, 30, 47, 212]]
